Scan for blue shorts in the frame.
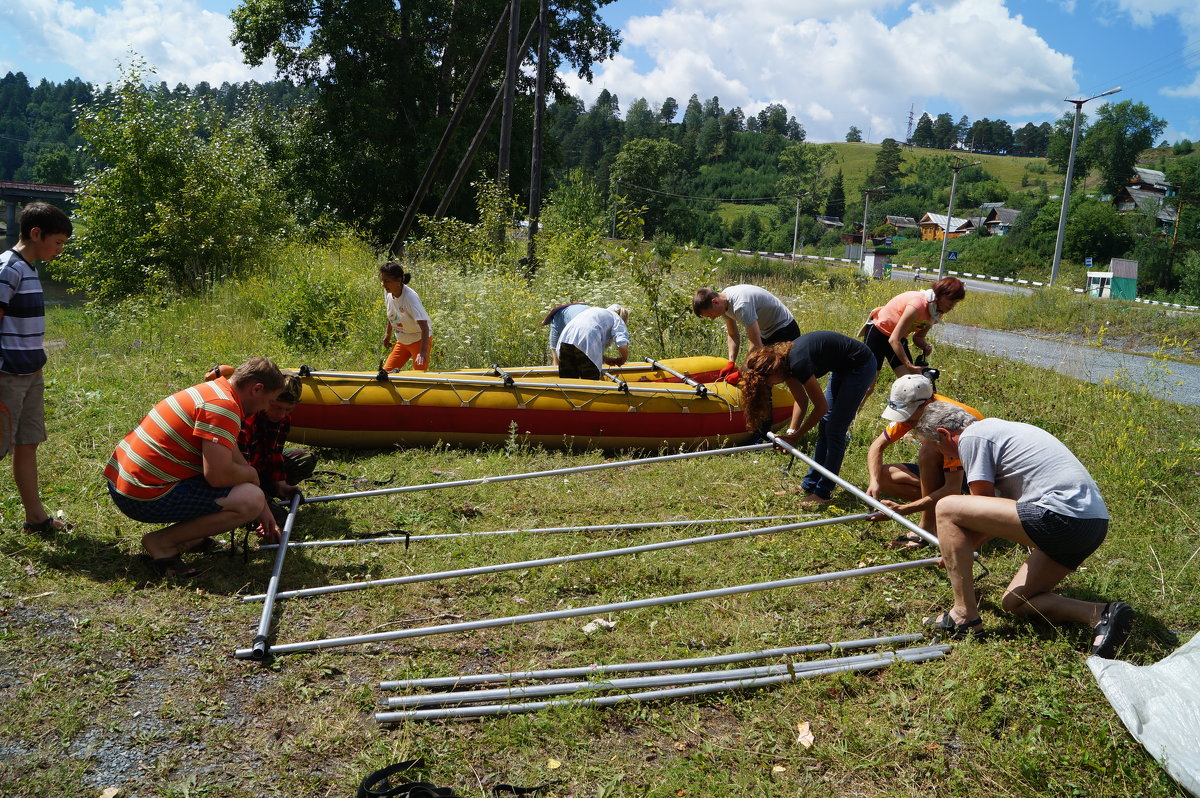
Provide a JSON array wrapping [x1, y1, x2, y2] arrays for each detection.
[[1017, 503, 1108, 570], [108, 478, 233, 524]]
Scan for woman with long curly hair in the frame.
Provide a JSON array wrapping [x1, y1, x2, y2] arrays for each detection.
[[862, 276, 965, 375], [742, 332, 876, 505]]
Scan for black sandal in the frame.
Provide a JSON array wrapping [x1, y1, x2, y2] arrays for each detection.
[[22, 517, 73, 534], [923, 611, 983, 639], [884, 532, 929, 550], [1091, 601, 1133, 659]]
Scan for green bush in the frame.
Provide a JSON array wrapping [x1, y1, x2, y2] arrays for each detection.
[[63, 61, 295, 301]]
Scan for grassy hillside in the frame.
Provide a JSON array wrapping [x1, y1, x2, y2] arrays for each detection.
[[824, 142, 1051, 199]]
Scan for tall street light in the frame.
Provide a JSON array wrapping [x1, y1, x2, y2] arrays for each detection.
[[790, 193, 809, 263], [1049, 86, 1122, 286], [859, 185, 886, 274], [936, 158, 981, 280]]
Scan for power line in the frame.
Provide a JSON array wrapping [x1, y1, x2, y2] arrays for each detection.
[[613, 179, 799, 204]]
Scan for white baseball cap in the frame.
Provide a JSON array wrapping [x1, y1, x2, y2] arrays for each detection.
[[881, 374, 934, 422]]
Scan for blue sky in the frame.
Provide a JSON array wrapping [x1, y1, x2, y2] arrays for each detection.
[[2, 0, 1198, 142]]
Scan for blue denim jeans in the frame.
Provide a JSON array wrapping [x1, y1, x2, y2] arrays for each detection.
[[800, 360, 876, 499]]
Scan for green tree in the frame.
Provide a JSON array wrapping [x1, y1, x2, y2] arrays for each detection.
[[230, 0, 620, 243], [778, 141, 838, 216], [866, 138, 904, 188], [845, 125, 863, 143], [1080, 100, 1167, 195], [910, 114, 933, 147], [64, 62, 294, 300], [659, 97, 679, 124], [1065, 198, 1132, 264], [932, 113, 955, 149], [611, 138, 684, 237], [824, 169, 845, 220], [624, 98, 657, 142]]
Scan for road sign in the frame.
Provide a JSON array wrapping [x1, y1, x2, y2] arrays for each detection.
[[885, 237, 893, 246], [1085, 256, 1094, 267], [947, 251, 958, 262]]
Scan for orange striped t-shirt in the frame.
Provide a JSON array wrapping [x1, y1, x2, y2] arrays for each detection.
[[104, 377, 245, 500]]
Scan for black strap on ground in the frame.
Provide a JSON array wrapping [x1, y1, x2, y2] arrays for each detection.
[[359, 528, 413, 549], [357, 758, 465, 798]]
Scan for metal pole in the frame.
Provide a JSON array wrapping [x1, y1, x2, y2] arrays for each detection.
[[243, 514, 872, 602], [766, 432, 939, 546], [858, 186, 884, 274], [307, 369, 720, 399], [374, 646, 949, 721], [791, 194, 801, 262], [433, 21, 539, 221], [380, 633, 923, 690], [524, 0, 549, 267], [249, 492, 303, 660], [386, 5, 510, 256], [233, 556, 940, 658], [257, 515, 809, 551], [497, 0, 522, 186], [302, 442, 773, 505], [384, 647, 949, 707], [936, 159, 979, 281], [1050, 86, 1121, 286], [645, 358, 707, 397]]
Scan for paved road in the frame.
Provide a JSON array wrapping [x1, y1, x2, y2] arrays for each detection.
[[935, 323, 1200, 407], [888, 267, 1031, 297]]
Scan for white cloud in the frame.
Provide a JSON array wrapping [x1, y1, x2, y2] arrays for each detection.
[[0, 0, 273, 86], [561, 0, 1077, 142]]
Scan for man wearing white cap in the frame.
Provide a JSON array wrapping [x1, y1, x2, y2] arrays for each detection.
[[556, 304, 631, 380], [866, 373, 983, 547]]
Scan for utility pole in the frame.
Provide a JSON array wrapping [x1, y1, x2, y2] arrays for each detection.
[[791, 194, 802, 262], [859, 186, 885, 274], [497, 0, 522, 189], [936, 158, 981, 280], [524, 0, 549, 270], [1050, 86, 1121, 285]]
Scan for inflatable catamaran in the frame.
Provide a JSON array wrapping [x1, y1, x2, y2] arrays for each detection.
[[287, 356, 791, 451]]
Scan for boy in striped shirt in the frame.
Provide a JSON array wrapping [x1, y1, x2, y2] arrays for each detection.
[[1, 202, 72, 534], [105, 357, 285, 577]]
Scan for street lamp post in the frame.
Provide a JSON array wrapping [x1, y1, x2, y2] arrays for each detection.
[[936, 158, 981, 280], [859, 185, 885, 274], [791, 194, 802, 262], [1049, 86, 1121, 286]]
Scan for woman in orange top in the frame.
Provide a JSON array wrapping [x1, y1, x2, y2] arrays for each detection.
[[864, 277, 965, 375]]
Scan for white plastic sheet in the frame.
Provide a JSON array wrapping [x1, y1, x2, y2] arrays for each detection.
[[1088, 633, 1200, 796]]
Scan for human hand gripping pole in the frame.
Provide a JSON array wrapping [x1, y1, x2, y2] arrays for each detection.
[[766, 432, 940, 547]]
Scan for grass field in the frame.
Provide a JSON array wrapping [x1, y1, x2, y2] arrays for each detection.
[[1, 240, 1197, 797]]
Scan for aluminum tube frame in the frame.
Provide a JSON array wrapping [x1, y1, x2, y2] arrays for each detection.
[[233, 556, 939, 658], [302, 369, 716, 399], [249, 492, 303, 659], [380, 633, 923, 690], [303, 442, 774, 504], [645, 358, 707, 398], [383, 646, 947, 707], [243, 513, 872, 602], [257, 515, 809, 551], [767, 432, 940, 547], [374, 646, 949, 722]]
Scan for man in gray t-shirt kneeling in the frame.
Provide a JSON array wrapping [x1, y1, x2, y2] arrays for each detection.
[[911, 403, 1132, 659]]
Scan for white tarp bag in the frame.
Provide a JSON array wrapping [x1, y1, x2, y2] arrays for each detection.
[[1088, 634, 1200, 796]]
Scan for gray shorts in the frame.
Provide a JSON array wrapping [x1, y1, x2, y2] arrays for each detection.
[[1017, 502, 1108, 570], [0, 370, 46, 457]]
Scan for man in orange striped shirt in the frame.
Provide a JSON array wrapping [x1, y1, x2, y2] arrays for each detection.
[[105, 357, 285, 577]]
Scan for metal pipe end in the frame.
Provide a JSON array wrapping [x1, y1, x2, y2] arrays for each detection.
[[250, 635, 269, 661]]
